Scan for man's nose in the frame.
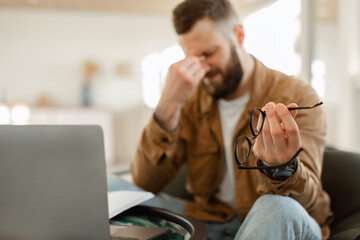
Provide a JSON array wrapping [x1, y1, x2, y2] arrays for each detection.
[[199, 57, 210, 71], [202, 63, 210, 72]]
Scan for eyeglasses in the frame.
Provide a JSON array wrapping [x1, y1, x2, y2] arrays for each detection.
[[234, 102, 323, 170]]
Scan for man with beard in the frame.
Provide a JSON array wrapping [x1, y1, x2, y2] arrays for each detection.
[[113, 0, 333, 239]]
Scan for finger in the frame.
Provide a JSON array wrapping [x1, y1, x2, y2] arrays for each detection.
[[192, 67, 207, 82], [186, 60, 202, 77], [255, 109, 264, 133], [253, 130, 264, 159], [276, 104, 301, 149], [181, 56, 201, 71], [287, 103, 298, 119], [267, 103, 287, 152], [252, 109, 265, 159], [280, 122, 288, 141], [261, 104, 276, 155]]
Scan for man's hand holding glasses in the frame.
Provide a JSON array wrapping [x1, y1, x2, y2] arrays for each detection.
[[234, 102, 323, 180]]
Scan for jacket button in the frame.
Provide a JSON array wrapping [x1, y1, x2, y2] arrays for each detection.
[[161, 137, 169, 143]]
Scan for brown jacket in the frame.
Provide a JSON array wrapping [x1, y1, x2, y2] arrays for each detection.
[[131, 58, 333, 238]]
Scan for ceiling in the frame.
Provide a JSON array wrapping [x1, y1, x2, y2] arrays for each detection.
[[0, 0, 276, 17], [0, 0, 337, 21]]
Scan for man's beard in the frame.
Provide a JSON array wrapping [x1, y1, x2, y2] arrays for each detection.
[[201, 46, 243, 99]]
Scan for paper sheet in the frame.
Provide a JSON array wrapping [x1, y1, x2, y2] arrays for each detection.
[[107, 190, 154, 219]]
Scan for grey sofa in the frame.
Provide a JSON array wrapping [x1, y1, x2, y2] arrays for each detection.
[[322, 148, 360, 239], [162, 147, 360, 239]]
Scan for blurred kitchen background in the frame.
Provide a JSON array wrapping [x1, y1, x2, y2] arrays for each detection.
[[0, 0, 359, 171]]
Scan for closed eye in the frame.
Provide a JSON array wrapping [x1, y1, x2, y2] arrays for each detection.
[[203, 51, 214, 58], [202, 46, 218, 58]]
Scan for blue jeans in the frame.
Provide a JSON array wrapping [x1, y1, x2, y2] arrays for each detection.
[[234, 194, 322, 240], [107, 174, 321, 240]]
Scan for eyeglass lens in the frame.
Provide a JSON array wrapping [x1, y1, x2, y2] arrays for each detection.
[[250, 108, 264, 136], [235, 136, 251, 165]]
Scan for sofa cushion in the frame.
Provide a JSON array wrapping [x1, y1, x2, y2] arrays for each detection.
[[329, 211, 360, 240], [322, 148, 360, 227]]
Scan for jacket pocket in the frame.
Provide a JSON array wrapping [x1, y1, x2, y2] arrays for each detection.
[[187, 138, 220, 197]]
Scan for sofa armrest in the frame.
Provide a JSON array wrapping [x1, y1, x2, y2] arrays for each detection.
[[322, 147, 360, 239], [329, 211, 360, 240], [322, 148, 360, 227]]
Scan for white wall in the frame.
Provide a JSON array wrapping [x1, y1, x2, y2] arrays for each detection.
[[311, 0, 360, 152], [313, 19, 340, 148], [335, 0, 360, 152], [0, 8, 177, 110], [0, 8, 180, 167]]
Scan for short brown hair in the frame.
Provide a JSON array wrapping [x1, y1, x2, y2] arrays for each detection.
[[173, 0, 238, 35]]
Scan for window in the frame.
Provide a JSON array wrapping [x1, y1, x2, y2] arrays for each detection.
[[244, 0, 301, 76]]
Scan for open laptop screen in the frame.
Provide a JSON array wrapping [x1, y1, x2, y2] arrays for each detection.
[[0, 125, 110, 240]]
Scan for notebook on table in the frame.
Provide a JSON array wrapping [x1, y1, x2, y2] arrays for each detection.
[[0, 125, 167, 240]]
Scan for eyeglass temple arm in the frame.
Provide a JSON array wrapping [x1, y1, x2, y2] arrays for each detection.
[[287, 102, 323, 111]]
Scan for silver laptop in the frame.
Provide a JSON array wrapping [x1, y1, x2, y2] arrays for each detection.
[[0, 125, 110, 240]]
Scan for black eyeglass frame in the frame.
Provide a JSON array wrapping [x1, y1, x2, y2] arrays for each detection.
[[234, 102, 323, 170]]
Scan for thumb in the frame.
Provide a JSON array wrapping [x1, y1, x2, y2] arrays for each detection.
[[287, 103, 298, 119]]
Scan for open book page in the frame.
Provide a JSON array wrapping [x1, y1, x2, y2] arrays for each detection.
[[108, 190, 154, 219]]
